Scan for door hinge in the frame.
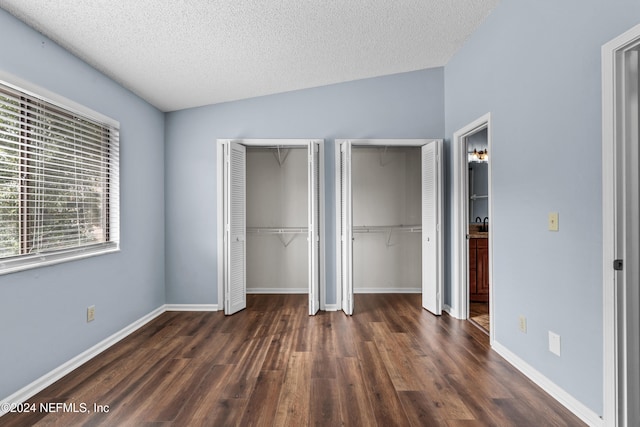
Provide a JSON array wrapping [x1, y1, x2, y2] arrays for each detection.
[[614, 259, 623, 271]]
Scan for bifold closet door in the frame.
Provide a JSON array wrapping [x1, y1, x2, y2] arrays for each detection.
[[421, 140, 443, 315], [340, 141, 354, 315], [308, 141, 320, 315], [224, 142, 247, 315]]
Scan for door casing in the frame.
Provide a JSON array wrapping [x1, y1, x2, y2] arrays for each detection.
[[602, 23, 640, 427], [452, 114, 493, 345], [334, 138, 443, 315], [216, 138, 325, 315]]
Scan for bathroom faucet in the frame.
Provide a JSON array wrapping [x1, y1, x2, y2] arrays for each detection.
[[483, 217, 489, 232], [475, 216, 481, 223]]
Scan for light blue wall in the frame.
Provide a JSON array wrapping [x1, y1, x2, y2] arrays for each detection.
[[444, 0, 640, 415], [165, 68, 445, 305], [0, 10, 165, 399]]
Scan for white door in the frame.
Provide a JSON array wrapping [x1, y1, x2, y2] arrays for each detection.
[[224, 141, 247, 315], [308, 141, 320, 315], [421, 140, 443, 315], [340, 141, 354, 315]]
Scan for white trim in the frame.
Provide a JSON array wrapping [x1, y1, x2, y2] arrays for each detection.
[[165, 304, 219, 311], [354, 287, 421, 294], [0, 246, 119, 276], [324, 304, 339, 312], [345, 138, 433, 147], [334, 141, 343, 312], [492, 341, 604, 427], [451, 114, 494, 345], [0, 306, 165, 417], [443, 304, 453, 315], [0, 69, 119, 128], [334, 139, 439, 316], [219, 138, 319, 147], [246, 288, 308, 294], [319, 142, 327, 311], [216, 138, 325, 314], [217, 142, 225, 312], [602, 22, 640, 427]]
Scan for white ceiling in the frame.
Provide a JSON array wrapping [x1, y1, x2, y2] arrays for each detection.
[[0, 0, 500, 112]]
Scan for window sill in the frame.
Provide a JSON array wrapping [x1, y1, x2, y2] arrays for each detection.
[[0, 244, 120, 276]]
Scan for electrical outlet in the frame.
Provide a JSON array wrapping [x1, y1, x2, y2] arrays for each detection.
[[518, 315, 527, 333], [549, 331, 561, 356], [548, 212, 559, 231], [87, 305, 95, 322]]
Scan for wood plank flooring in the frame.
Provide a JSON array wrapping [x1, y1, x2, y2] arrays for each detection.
[[469, 302, 490, 333], [1, 294, 585, 426]]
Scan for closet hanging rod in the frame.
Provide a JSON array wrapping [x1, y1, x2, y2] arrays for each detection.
[[353, 225, 422, 233], [247, 226, 309, 235]]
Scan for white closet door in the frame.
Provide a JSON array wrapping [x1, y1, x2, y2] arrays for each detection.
[[422, 140, 443, 315], [308, 141, 320, 315], [225, 141, 247, 315], [340, 141, 354, 315]]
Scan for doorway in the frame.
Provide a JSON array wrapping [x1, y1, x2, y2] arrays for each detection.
[[467, 128, 490, 333], [452, 114, 493, 341], [216, 139, 324, 316], [334, 139, 443, 316], [602, 22, 640, 427]]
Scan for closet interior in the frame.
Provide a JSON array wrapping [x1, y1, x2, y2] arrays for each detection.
[[351, 146, 422, 293], [245, 146, 309, 293]]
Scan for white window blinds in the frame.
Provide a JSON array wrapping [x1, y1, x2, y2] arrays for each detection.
[[0, 81, 119, 272]]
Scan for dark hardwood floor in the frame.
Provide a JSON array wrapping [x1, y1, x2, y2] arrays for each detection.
[[2, 294, 585, 426]]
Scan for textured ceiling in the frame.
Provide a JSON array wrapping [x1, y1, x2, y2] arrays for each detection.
[[0, 0, 500, 112]]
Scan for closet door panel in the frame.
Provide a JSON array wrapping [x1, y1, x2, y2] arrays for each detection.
[[421, 140, 443, 315], [341, 141, 354, 315], [308, 141, 320, 314], [225, 142, 247, 315]]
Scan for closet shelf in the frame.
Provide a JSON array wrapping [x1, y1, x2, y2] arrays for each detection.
[[247, 227, 309, 235], [353, 225, 422, 233]]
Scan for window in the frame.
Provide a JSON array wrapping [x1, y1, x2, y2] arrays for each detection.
[[0, 80, 119, 274]]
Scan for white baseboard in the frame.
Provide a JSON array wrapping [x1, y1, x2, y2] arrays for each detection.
[[247, 288, 307, 294], [165, 304, 219, 311], [492, 341, 603, 427], [324, 304, 339, 311], [354, 287, 421, 294], [0, 306, 166, 417], [443, 304, 464, 319]]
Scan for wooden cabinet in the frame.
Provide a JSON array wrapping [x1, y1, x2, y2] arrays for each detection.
[[469, 238, 489, 302]]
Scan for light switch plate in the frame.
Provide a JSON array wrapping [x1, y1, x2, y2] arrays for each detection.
[[548, 212, 559, 231], [518, 315, 527, 333], [549, 331, 561, 356]]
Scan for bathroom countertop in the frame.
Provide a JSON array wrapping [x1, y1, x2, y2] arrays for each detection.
[[469, 232, 488, 239]]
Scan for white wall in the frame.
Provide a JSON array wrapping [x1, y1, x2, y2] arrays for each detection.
[[352, 147, 421, 292], [246, 148, 308, 292], [444, 0, 640, 416]]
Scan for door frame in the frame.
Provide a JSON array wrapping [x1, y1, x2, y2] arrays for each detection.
[[334, 138, 442, 314], [452, 113, 493, 343], [216, 138, 325, 314], [602, 22, 640, 427]]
